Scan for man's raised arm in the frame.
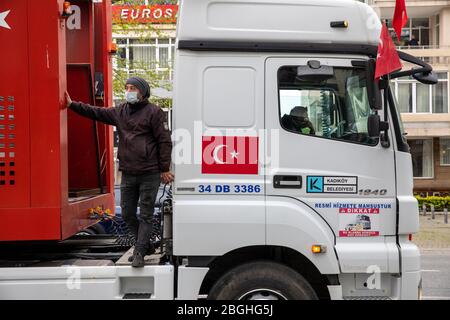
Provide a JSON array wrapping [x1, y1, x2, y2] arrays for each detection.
[[65, 91, 118, 126]]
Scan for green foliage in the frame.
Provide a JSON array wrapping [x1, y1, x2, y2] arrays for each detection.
[[415, 195, 450, 210], [113, 55, 172, 102], [111, 1, 175, 108], [150, 97, 172, 109]]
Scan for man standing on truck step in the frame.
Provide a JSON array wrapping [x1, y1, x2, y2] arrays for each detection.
[[65, 76, 174, 268]]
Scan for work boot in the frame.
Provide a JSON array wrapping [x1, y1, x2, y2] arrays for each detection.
[[128, 242, 156, 262], [146, 243, 156, 256], [128, 249, 138, 262], [131, 251, 145, 268], [128, 243, 156, 262]]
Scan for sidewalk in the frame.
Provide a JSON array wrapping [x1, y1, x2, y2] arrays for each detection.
[[413, 216, 450, 249]]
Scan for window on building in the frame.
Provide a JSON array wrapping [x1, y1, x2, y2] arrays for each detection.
[[412, 18, 430, 46], [433, 73, 449, 113], [113, 38, 128, 71], [113, 36, 175, 76], [409, 139, 433, 178], [158, 38, 170, 68], [397, 81, 413, 113], [129, 38, 156, 67], [171, 39, 175, 59], [440, 138, 450, 165], [387, 18, 430, 47], [416, 82, 430, 113], [393, 72, 448, 114], [436, 14, 440, 46]]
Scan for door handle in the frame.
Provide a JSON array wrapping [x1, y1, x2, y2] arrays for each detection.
[[273, 175, 302, 189]]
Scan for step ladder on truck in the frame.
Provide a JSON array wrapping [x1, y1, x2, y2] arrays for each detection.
[[0, 0, 438, 300]]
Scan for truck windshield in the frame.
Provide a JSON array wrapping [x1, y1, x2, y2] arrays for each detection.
[[278, 66, 378, 146], [389, 83, 406, 136], [388, 82, 410, 152]]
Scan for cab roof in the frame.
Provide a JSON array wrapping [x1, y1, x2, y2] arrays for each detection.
[[177, 0, 382, 46]]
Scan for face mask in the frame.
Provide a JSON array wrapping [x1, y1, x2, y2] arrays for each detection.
[[125, 91, 139, 104]]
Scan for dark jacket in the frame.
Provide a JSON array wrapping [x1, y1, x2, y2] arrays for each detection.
[[70, 100, 172, 174]]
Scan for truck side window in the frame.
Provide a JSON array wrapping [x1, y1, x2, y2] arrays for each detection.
[[278, 66, 378, 146]]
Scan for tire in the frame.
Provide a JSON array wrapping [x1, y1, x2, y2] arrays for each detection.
[[207, 261, 318, 300]]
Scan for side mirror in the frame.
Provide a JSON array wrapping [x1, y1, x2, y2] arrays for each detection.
[[367, 114, 381, 138], [368, 114, 389, 138], [366, 59, 382, 110], [413, 71, 438, 85]]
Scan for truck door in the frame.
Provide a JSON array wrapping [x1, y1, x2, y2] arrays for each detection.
[[265, 57, 399, 273]]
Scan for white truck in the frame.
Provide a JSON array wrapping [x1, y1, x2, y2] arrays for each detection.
[[0, 0, 438, 300]]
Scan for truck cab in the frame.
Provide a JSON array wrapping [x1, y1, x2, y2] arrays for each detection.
[[0, 0, 436, 300], [171, 0, 435, 300]]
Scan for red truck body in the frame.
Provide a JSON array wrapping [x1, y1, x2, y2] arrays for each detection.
[[0, 0, 115, 241]]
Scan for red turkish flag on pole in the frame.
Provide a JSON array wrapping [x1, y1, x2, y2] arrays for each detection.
[[392, 0, 408, 40], [375, 22, 402, 79]]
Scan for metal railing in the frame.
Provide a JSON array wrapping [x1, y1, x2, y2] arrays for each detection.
[[399, 46, 450, 66], [398, 45, 450, 50]]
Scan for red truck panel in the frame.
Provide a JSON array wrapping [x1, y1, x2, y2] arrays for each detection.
[[29, 0, 65, 209], [0, 0, 114, 242], [0, 0, 31, 208]]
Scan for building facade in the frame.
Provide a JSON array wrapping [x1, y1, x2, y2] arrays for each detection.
[[365, 0, 450, 195], [112, 0, 177, 103]]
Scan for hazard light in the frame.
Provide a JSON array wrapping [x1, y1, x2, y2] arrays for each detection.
[[312, 245, 327, 254]]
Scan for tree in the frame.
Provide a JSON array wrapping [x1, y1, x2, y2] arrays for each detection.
[[111, 0, 178, 109]]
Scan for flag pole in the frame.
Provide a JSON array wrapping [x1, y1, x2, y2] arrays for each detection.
[[382, 72, 391, 148]]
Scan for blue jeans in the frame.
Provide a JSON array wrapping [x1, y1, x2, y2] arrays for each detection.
[[120, 171, 161, 255]]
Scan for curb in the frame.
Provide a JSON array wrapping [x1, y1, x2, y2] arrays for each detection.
[[419, 248, 450, 253]]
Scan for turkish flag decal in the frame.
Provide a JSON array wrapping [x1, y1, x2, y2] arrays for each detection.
[[202, 136, 259, 175]]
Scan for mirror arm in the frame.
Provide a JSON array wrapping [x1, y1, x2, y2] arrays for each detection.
[[398, 50, 432, 71], [390, 50, 433, 80], [390, 67, 430, 80]]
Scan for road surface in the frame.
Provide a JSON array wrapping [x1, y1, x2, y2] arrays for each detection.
[[421, 249, 450, 300]]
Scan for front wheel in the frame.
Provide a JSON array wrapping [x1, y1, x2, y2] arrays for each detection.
[[207, 261, 318, 300]]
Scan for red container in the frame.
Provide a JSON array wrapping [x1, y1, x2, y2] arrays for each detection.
[[0, 0, 115, 241]]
